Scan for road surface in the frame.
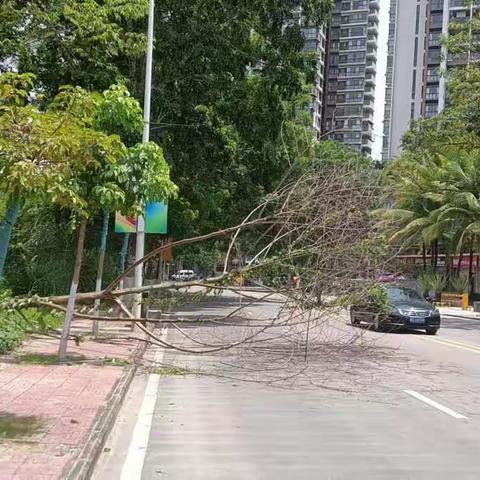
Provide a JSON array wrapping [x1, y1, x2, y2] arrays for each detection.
[[93, 293, 480, 479]]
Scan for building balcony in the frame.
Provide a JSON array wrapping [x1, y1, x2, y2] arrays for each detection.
[[339, 60, 367, 67], [339, 46, 367, 52], [343, 7, 369, 13], [430, 0, 444, 11], [337, 86, 365, 92], [364, 100, 375, 112], [335, 110, 363, 118], [336, 99, 365, 106], [363, 111, 374, 122], [340, 30, 368, 39]]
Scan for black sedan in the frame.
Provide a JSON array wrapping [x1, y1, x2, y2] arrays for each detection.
[[350, 285, 441, 335]]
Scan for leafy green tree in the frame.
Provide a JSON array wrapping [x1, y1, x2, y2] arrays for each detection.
[[42, 84, 177, 359], [0, 73, 177, 357], [0, 73, 122, 277], [148, 0, 334, 237], [2, 0, 336, 241], [0, 0, 149, 98]]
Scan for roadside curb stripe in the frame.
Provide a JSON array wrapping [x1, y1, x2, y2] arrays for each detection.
[[120, 326, 168, 480], [403, 390, 468, 419]]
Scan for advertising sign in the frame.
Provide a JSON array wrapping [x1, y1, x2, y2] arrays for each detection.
[[115, 202, 168, 234]]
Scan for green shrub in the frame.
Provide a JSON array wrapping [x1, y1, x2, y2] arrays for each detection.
[[450, 274, 471, 293], [4, 204, 120, 296], [0, 289, 62, 354], [417, 271, 447, 296]]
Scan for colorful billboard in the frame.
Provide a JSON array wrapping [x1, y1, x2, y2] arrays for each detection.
[[115, 202, 168, 234]]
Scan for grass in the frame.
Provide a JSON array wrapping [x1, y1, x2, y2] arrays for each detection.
[[102, 357, 131, 367], [16, 353, 60, 365], [16, 352, 89, 365], [0, 287, 63, 355], [152, 366, 188, 376], [0, 412, 46, 440]]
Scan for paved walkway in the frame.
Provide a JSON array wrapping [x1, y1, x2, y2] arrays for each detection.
[[439, 306, 480, 319], [0, 321, 140, 480]]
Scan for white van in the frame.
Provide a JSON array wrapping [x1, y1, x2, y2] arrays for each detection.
[[171, 270, 196, 282]]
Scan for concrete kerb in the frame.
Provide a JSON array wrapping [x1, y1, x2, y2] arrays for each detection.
[[64, 332, 150, 480], [438, 307, 480, 321]]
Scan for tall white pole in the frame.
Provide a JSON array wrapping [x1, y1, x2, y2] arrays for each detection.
[[133, 0, 155, 319]]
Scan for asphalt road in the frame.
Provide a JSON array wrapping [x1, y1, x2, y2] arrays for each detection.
[[93, 294, 480, 480]]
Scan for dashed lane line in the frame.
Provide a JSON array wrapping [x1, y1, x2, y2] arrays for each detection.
[[404, 390, 468, 420]]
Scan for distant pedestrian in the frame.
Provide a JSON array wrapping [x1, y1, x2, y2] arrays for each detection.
[[292, 274, 300, 289]]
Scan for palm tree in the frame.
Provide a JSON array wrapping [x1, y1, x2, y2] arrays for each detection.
[[379, 148, 480, 290], [374, 153, 446, 269]]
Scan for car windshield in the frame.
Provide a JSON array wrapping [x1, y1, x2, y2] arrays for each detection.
[[387, 287, 423, 303]]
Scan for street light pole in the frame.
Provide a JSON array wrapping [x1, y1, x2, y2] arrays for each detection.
[[133, 0, 155, 319]]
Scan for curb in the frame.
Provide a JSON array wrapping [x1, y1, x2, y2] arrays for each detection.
[[441, 312, 480, 321], [64, 336, 149, 480]]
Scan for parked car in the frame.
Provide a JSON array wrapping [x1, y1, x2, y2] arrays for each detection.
[[350, 285, 441, 335], [171, 270, 196, 282]]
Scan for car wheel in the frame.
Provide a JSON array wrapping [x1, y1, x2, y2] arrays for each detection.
[[425, 327, 439, 336], [350, 312, 360, 325]]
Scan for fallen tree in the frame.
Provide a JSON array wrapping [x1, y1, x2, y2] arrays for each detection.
[[4, 160, 396, 364]]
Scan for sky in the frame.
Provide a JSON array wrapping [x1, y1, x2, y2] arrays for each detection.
[[372, 0, 390, 161]]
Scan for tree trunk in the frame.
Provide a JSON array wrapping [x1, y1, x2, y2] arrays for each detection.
[[58, 217, 88, 362], [119, 233, 130, 276], [93, 210, 110, 335], [445, 250, 451, 283], [469, 247, 474, 295], [457, 249, 464, 274], [422, 243, 427, 271], [0, 198, 21, 279]]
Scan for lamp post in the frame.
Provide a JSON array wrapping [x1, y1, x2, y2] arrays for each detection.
[[133, 0, 155, 319]]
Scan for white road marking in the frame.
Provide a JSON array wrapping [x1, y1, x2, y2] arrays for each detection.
[[120, 326, 168, 480], [403, 390, 468, 420]]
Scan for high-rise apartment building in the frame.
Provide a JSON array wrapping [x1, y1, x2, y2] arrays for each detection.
[[321, 0, 381, 156], [302, 25, 328, 138], [383, 0, 480, 161]]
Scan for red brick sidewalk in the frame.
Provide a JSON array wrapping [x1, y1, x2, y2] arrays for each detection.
[[0, 322, 141, 480]]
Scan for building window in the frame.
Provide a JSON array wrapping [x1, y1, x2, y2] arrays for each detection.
[[429, 32, 441, 48], [415, 5, 420, 35], [412, 69, 417, 99], [425, 103, 438, 118], [430, 13, 443, 30], [426, 85, 439, 101], [427, 49, 441, 64], [427, 67, 439, 82]]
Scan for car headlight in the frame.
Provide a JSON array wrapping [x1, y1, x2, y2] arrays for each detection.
[[394, 308, 410, 316]]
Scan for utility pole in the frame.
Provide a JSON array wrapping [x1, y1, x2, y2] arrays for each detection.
[[133, 0, 155, 319]]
